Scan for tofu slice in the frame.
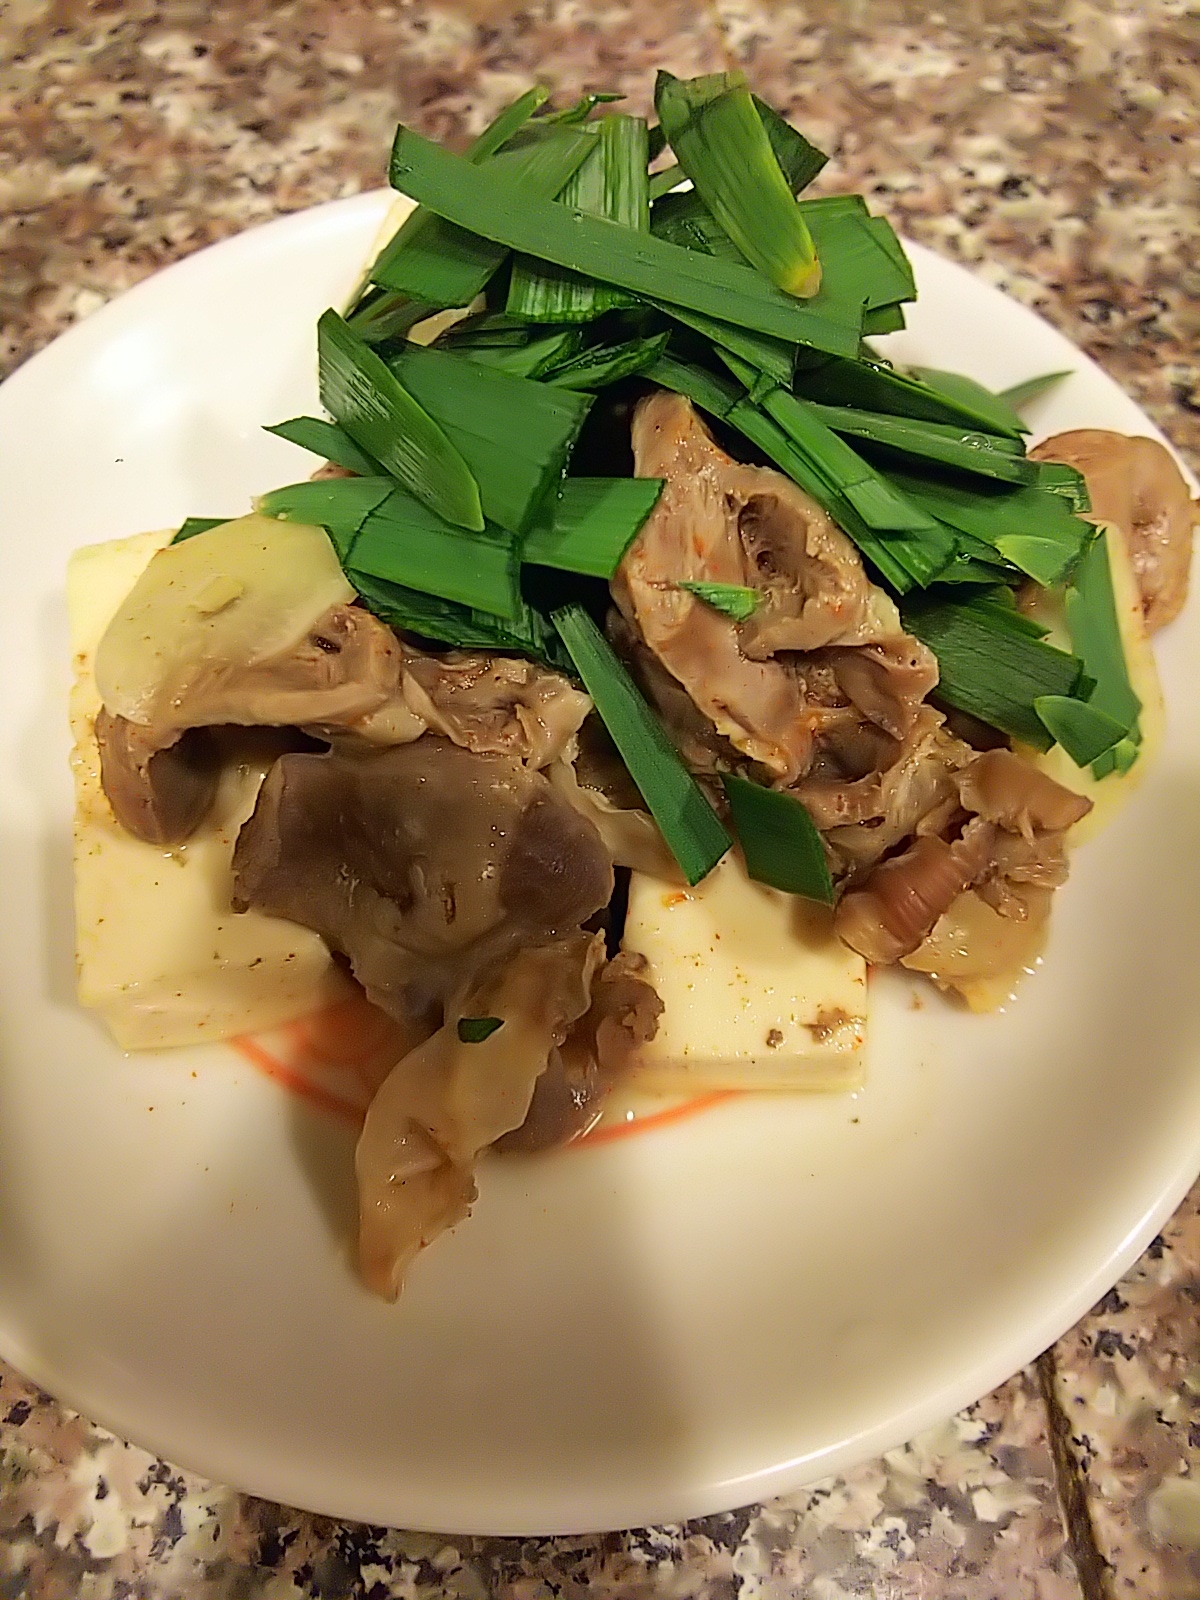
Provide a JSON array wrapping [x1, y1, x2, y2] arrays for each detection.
[[621, 853, 867, 1093], [68, 531, 345, 1050]]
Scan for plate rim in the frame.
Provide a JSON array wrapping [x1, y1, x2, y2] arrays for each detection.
[[1, 190, 1197, 1535]]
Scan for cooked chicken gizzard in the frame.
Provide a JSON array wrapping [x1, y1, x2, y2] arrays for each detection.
[[613, 392, 939, 783], [229, 736, 660, 1297], [231, 736, 614, 1024], [619, 393, 1100, 983], [1031, 430, 1198, 634], [97, 604, 591, 844]]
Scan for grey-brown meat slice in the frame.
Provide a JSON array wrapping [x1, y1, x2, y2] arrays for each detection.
[[97, 603, 405, 843], [230, 737, 614, 1026]]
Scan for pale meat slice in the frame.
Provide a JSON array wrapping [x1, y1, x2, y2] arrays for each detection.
[[615, 393, 813, 781], [1030, 430, 1197, 633], [97, 603, 408, 844], [356, 931, 603, 1299], [99, 600, 592, 842], [497, 949, 664, 1152], [395, 641, 591, 769], [802, 707, 969, 874], [615, 392, 935, 782]]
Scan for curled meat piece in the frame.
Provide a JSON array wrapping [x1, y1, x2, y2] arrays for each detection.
[[616, 393, 912, 782], [95, 711, 221, 846], [397, 641, 591, 769], [231, 737, 613, 1025], [955, 748, 1092, 840], [544, 714, 682, 881], [548, 756, 681, 881], [496, 949, 664, 1153], [832, 748, 1088, 964], [356, 931, 603, 1299], [156, 602, 401, 740], [824, 635, 939, 740], [902, 886, 1054, 1009], [1031, 430, 1197, 633], [813, 708, 971, 877], [607, 609, 748, 778], [834, 822, 997, 965], [97, 603, 405, 842], [973, 829, 1071, 917], [733, 486, 901, 656]]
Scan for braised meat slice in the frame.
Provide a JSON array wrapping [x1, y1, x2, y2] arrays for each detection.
[[395, 641, 590, 769], [230, 736, 613, 1026], [97, 603, 405, 844], [613, 392, 936, 783], [1031, 429, 1197, 633]]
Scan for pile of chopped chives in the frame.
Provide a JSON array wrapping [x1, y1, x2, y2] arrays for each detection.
[[175, 71, 1134, 897]]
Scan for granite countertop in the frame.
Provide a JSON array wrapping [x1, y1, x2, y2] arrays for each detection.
[[2, 1, 1199, 1595]]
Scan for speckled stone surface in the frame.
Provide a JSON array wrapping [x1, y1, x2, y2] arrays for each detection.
[[0, 1358, 1082, 1600], [2, 1, 1198, 1596], [1050, 1190, 1200, 1599]]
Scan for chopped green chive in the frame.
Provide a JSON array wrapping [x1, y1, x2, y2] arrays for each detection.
[[172, 516, 230, 545], [386, 341, 592, 536], [317, 310, 483, 532], [802, 402, 1039, 486], [655, 70, 820, 297], [350, 568, 566, 668], [659, 302, 795, 388], [551, 602, 731, 884], [534, 92, 623, 125], [794, 354, 1026, 440], [721, 775, 833, 903], [902, 591, 1087, 749], [1062, 530, 1142, 772], [385, 123, 862, 355], [458, 328, 584, 379], [261, 473, 520, 618], [647, 162, 685, 201], [347, 86, 550, 337], [645, 351, 743, 420], [754, 382, 944, 535], [997, 370, 1073, 410], [904, 367, 1029, 439], [351, 489, 521, 619], [264, 416, 379, 476], [508, 113, 649, 321], [678, 581, 760, 620], [544, 329, 670, 389], [521, 477, 663, 577], [1033, 696, 1130, 767], [651, 187, 745, 264], [1033, 459, 1092, 514], [457, 1016, 504, 1043], [860, 303, 907, 335], [798, 199, 916, 313], [257, 475, 397, 562], [752, 94, 828, 194], [366, 122, 594, 317], [883, 465, 1093, 588]]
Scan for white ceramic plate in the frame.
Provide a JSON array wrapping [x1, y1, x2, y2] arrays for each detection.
[[1, 191, 1198, 1537]]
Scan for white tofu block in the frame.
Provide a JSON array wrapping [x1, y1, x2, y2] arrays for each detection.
[[621, 853, 867, 1093], [68, 531, 344, 1050]]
